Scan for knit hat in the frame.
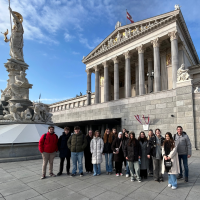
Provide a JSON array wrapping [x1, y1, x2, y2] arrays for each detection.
[[118, 132, 122, 138]]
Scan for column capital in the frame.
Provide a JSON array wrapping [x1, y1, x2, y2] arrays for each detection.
[[168, 30, 178, 41], [94, 65, 100, 71], [151, 37, 160, 48], [86, 68, 92, 75], [136, 44, 146, 54], [112, 56, 119, 64], [102, 61, 108, 68], [123, 50, 131, 59]]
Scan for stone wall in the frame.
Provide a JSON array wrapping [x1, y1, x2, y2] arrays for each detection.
[[52, 85, 198, 149], [194, 93, 200, 149]]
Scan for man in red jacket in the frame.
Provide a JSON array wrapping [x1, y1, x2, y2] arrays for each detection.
[[39, 125, 58, 179]]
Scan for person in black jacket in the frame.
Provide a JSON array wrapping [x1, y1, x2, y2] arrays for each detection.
[[122, 131, 130, 177], [112, 132, 124, 176], [124, 131, 142, 182], [147, 128, 165, 182], [57, 127, 71, 176], [147, 129, 154, 176], [103, 128, 114, 175], [84, 130, 93, 173]]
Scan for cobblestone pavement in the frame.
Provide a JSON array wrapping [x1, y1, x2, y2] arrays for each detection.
[[0, 151, 199, 200]]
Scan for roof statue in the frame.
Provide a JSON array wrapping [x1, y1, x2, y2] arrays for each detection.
[[177, 64, 191, 82], [174, 4, 180, 10], [115, 21, 121, 29]]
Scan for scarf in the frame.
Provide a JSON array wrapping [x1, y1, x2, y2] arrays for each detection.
[[164, 141, 171, 156]]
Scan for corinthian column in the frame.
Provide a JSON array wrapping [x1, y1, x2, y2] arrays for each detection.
[[124, 51, 131, 98], [168, 30, 179, 89], [147, 58, 153, 93], [136, 45, 145, 95], [112, 56, 119, 100], [151, 38, 161, 92], [135, 62, 139, 95], [94, 66, 100, 104], [103, 61, 109, 102], [86, 69, 91, 105]]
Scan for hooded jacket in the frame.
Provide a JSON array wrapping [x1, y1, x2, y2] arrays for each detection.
[[38, 132, 58, 153]]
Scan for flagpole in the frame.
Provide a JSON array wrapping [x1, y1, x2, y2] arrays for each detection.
[[8, 0, 12, 34], [126, 9, 127, 25]]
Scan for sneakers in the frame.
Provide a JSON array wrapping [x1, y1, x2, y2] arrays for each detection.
[[109, 172, 112, 175], [86, 171, 89, 174], [41, 175, 46, 179], [138, 179, 142, 183], [184, 178, 188, 182], [80, 172, 84, 177], [57, 172, 62, 176], [116, 173, 119, 177], [106, 172, 109, 175], [177, 175, 183, 180], [89, 171, 92, 174], [49, 173, 56, 177], [70, 174, 76, 177], [159, 178, 164, 182], [97, 174, 100, 176], [131, 178, 135, 182], [126, 174, 129, 178], [168, 184, 172, 187], [172, 186, 177, 190], [120, 173, 123, 176], [93, 174, 97, 176]]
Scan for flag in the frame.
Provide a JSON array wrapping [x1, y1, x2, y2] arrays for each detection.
[[127, 11, 134, 23]]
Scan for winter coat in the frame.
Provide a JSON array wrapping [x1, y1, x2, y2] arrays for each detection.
[[103, 135, 114, 154], [67, 132, 87, 152], [174, 132, 192, 156], [112, 138, 124, 162], [124, 139, 142, 162], [139, 141, 149, 170], [161, 146, 180, 175], [90, 137, 104, 164], [57, 132, 71, 158], [147, 135, 165, 158], [122, 137, 129, 152], [84, 135, 93, 154], [38, 132, 58, 153]]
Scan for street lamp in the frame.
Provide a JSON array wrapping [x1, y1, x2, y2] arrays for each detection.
[[147, 70, 154, 93]]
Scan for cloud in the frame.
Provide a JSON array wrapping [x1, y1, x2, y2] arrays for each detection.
[[64, 33, 75, 42], [0, 79, 6, 82], [72, 51, 80, 55], [33, 97, 72, 104]]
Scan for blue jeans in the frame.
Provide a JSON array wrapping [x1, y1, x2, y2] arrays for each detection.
[[93, 164, 101, 175], [126, 160, 130, 175], [105, 153, 113, 172], [168, 174, 177, 187], [71, 151, 84, 174], [178, 155, 188, 178]]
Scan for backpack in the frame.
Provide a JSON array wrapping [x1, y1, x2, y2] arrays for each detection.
[[173, 132, 187, 141]]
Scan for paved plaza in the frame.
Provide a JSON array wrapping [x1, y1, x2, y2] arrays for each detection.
[[0, 151, 199, 200]]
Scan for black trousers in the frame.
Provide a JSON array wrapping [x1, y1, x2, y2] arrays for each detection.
[[84, 152, 93, 172], [59, 157, 70, 173], [115, 161, 122, 174], [140, 169, 147, 178], [149, 156, 153, 173]]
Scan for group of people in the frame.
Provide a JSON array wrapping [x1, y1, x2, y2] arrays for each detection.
[[38, 125, 192, 190]]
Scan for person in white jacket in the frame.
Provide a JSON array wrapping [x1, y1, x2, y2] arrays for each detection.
[[90, 130, 104, 176], [162, 132, 180, 189]]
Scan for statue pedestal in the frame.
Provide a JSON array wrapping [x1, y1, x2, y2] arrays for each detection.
[[176, 79, 193, 88], [9, 99, 33, 112]]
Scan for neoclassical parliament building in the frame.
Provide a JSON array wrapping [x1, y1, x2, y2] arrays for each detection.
[[50, 7, 200, 149]]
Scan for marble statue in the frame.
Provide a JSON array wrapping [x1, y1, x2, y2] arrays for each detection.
[[194, 86, 199, 93], [1, 29, 10, 42], [175, 4, 180, 10], [21, 108, 32, 121], [177, 64, 191, 82], [43, 106, 53, 123], [10, 71, 32, 100], [3, 102, 22, 121], [9, 7, 24, 62], [31, 102, 44, 122], [115, 21, 121, 29], [116, 32, 121, 42]]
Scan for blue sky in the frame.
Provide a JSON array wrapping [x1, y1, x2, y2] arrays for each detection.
[[0, 0, 199, 104]]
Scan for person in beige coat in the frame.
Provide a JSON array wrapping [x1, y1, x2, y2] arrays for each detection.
[[162, 132, 180, 189]]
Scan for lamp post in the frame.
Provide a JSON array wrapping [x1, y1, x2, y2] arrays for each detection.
[[147, 70, 154, 93]]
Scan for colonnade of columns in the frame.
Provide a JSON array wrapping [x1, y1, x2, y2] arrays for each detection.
[[86, 31, 179, 105]]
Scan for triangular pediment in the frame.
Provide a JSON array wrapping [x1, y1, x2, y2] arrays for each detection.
[[82, 10, 180, 63]]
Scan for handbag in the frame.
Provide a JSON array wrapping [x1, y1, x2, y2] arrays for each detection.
[[164, 159, 173, 172], [113, 141, 122, 154]]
